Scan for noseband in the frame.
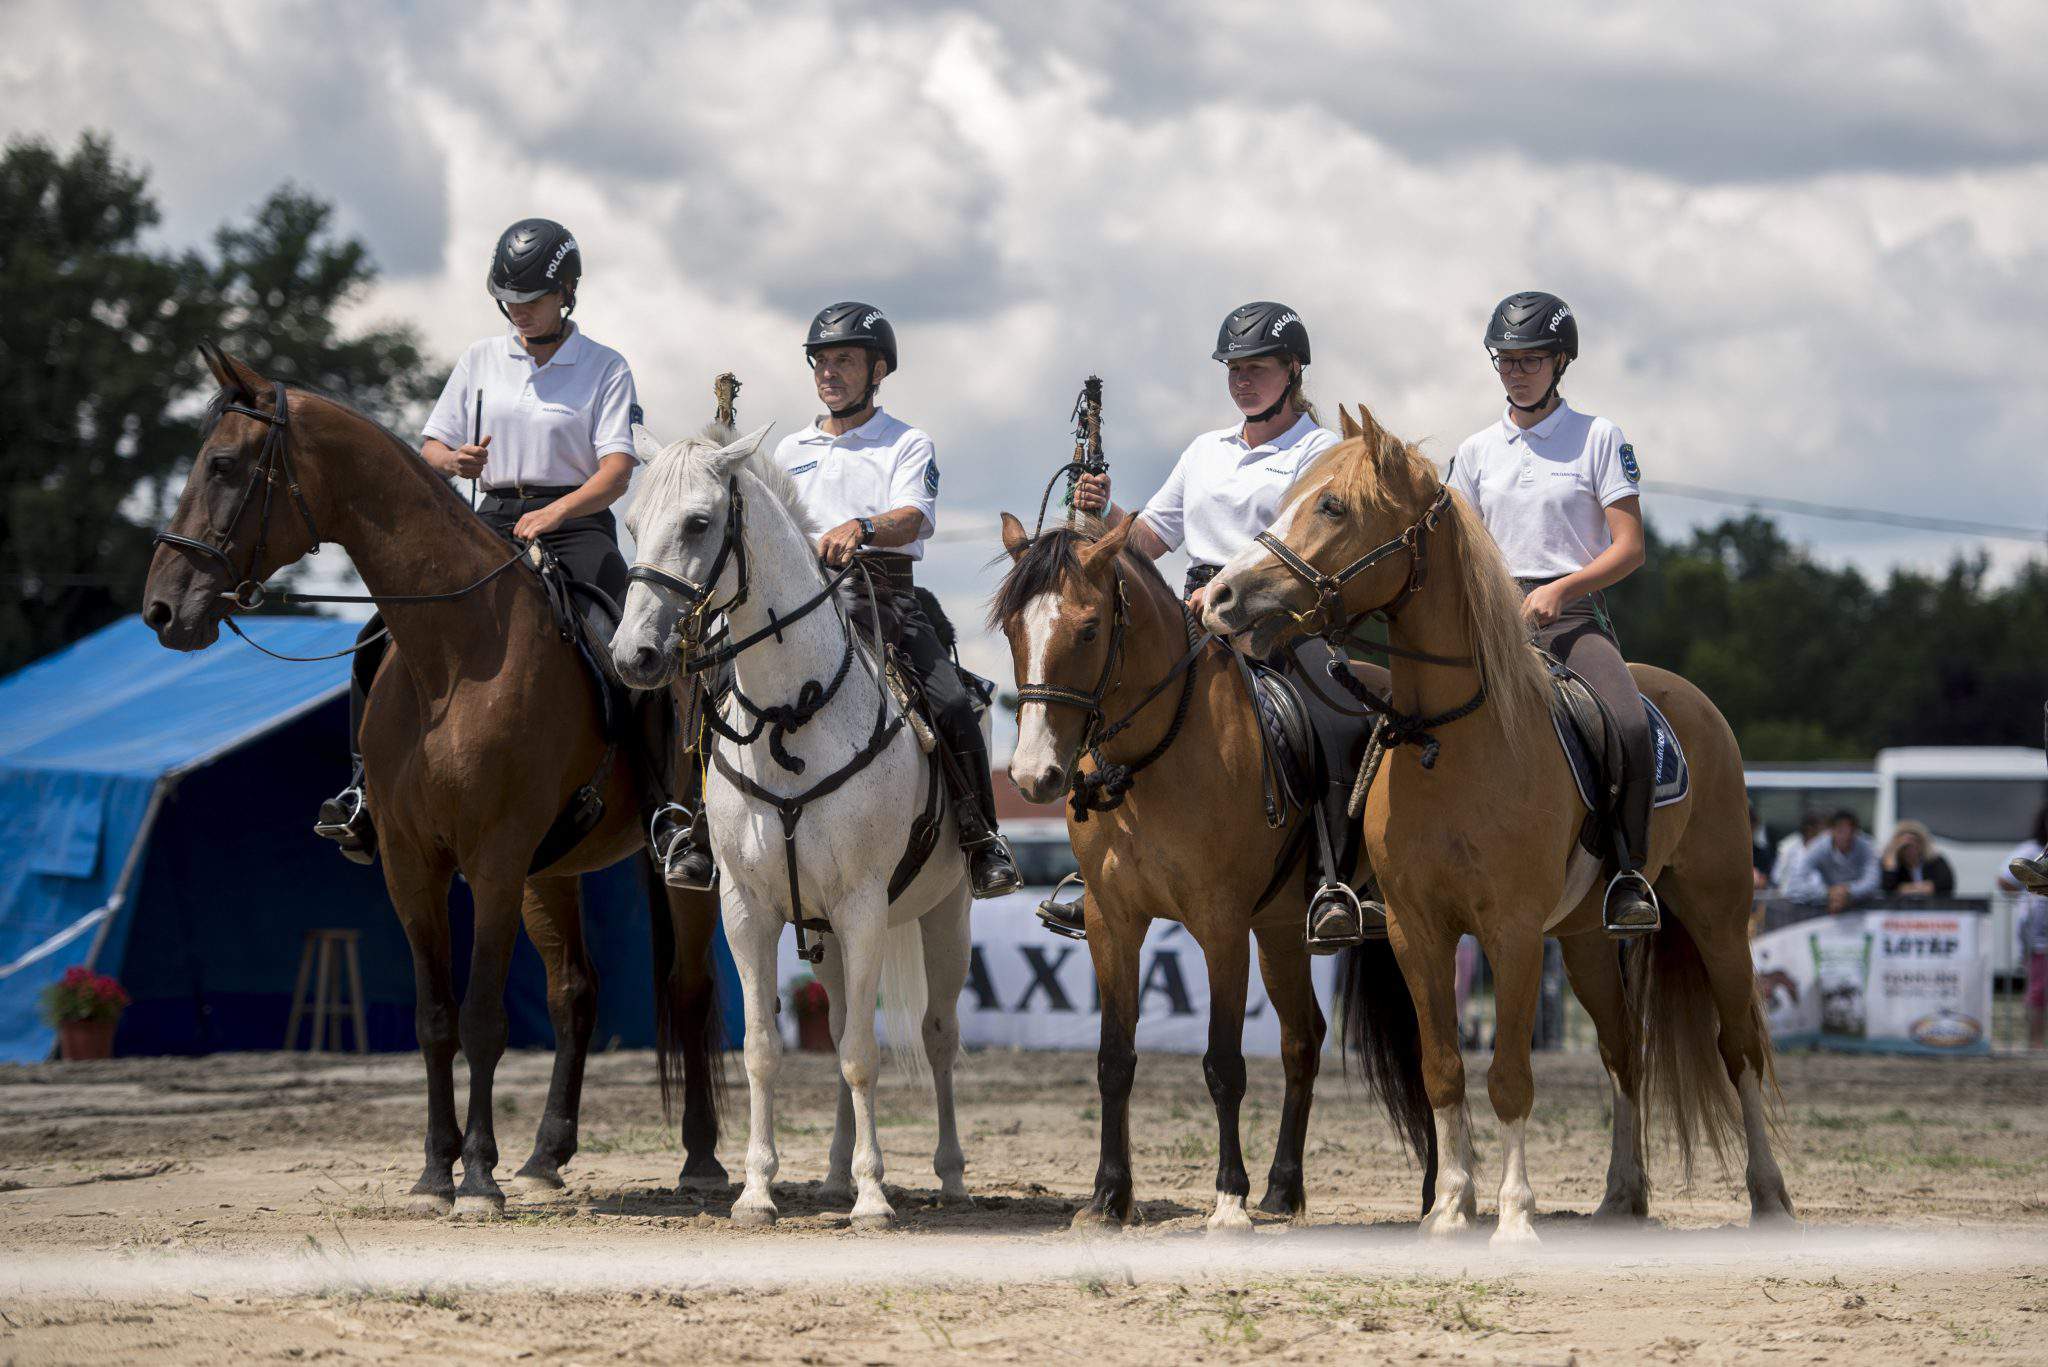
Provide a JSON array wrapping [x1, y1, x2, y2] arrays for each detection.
[[1012, 576, 1130, 750], [151, 381, 320, 610], [1253, 483, 1454, 639]]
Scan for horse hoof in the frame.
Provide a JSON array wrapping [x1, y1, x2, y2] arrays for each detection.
[[1750, 1203, 1799, 1229], [1070, 1205, 1123, 1233], [817, 1182, 856, 1207], [1206, 1195, 1254, 1236], [1255, 1189, 1303, 1218], [731, 1199, 778, 1228], [452, 1194, 505, 1220], [511, 1172, 566, 1197], [1490, 1219, 1541, 1249], [1592, 1197, 1647, 1224], [851, 1207, 895, 1231], [407, 1191, 454, 1217], [677, 1157, 729, 1191], [936, 1180, 971, 1206], [1421, 1211, 1470, 1241]]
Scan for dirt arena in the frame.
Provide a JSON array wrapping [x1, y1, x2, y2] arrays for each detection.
[[2, 1044, 2043, 1364]]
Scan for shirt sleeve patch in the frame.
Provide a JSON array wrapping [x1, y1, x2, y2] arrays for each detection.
[[923, 457, 940, 496], [629, 402, 644, 427], [788, 460, 818, 477], [1619, 443, 1641, 483]]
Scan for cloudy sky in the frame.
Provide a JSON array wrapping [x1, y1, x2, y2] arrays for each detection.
[[7, 0, 2045, 702]]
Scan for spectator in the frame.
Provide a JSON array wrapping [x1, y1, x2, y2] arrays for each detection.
[[1786, 809, 1880, 913], [1771, 810, 1825, 893], [1749, 804, 1773, 890], [1880, 820, 1955, 898], [1997, 802, 2048, 1050]]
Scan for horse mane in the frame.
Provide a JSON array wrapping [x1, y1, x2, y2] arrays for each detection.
[[628, 421, 819, 540], [986, 522, 1175, 630], [1333, 406, 1552, 746]]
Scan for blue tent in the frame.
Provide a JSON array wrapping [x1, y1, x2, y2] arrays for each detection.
[[0, 617, 738, 1062]]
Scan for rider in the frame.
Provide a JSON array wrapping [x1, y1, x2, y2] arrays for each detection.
[[315, 217, 688, 870], [1062, 301, 1378, 950], [661, 302, 1022, 900], [1449, 290, 1659, 936]]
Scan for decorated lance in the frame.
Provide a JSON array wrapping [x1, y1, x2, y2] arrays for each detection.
[[713, 371, 742, 430], [1066, 374, 1105, 531]]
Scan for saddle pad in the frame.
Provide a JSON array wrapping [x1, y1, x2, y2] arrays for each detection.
[[1247, 664, 1313, 809], [1551, 695, 1689, 814]]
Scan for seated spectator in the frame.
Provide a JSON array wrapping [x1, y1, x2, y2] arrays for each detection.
[[1771, 810, 1825, 893], [1750, 804, 1773, 890], [1785, 809, 1880, 913], [1998, 802, 2048, 1050], [1880, 820, 1954, 898]]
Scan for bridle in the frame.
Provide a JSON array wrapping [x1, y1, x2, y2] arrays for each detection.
[[627, 477, 750, 647], [1012, 576, 1130, 753], [151, 380, 319, 611], [1252, 483, 1456, 642]]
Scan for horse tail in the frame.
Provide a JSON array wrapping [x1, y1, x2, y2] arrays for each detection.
[[1338, 938, 1437, 1205], [645, 854, 724, 1140], [1627, 907, 1742, 1182], [878, 915, 931, 1086]]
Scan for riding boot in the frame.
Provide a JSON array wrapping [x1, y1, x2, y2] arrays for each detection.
[[636, 687, 717, 891], [1036, 875, 1088, 940], [651, 802, 716, 891], [1304, 799, 1386, 954], [313, 620, 385, 865], [2011, 854, 2048, 896], [938, 749, 1021, 899], [1603, 774, 1660, 937]]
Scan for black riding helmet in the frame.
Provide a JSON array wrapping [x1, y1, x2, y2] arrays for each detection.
[[1214, 301, 1309, 424], [1485, 291, 1576, 413], [489, 218, 581, 305], [805, 301, 897, 418]]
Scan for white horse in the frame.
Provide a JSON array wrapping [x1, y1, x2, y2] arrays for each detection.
[[611, 420, 974, 1229]]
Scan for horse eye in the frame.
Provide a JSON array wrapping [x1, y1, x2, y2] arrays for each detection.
[[684, 514, 712, 535], [1080, 623, 1100, 643], [210, 454, 237, 476], [1318, 492, 1345, 518]]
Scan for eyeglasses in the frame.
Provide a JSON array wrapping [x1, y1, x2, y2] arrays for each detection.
[[1490, 352, 1552, 375]]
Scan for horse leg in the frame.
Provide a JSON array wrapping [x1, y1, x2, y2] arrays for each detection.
[[1251, 922, 1323, 1218], [452, 874, 525, 1218], [1480, 922, 1545, 1248], [814, 939, 858, 1206], [385, 844, 460, 1215], [1399, 927, 1478, 1238], [511, 875, 596, 1197], [1196, 927, 1254, 1235], [726, 894, 786, 1227], [920, 888, 974, 1203], [663, 880, 730, 1191], [831, 896, 895, 1229], [1074, 895, 1146, 1230], [1559, 933, 1648, 1221]]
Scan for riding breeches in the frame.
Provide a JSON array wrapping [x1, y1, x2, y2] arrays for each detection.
[[890, 588, 1000, 838], [1525, 586, 1653, 870]]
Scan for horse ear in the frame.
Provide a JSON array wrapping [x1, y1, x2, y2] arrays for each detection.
[[633, 423, 667, 464], [1339, 405, 1362, 441], [712, 421, 776, 471], [1077, 514, 1134, 576], [218, 347, 270, 400], [1000, 511, 1030, 561]]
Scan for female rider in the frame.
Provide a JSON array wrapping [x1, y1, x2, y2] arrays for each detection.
[[1448, 291, 1658, 935], [1061, 301, 1377, 951], [315, 218, 686, 873]]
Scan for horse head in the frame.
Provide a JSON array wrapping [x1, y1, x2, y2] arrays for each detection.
[[143, 344, 325, 650], [990, 511, 1136, 804], [612, 419, 775, 689]]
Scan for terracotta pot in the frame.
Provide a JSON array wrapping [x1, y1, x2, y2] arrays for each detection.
[[58, 1017, 118, 1061], [796, 1011, 834, 1053]]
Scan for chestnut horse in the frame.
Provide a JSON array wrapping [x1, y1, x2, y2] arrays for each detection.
[[994, 512, 1434, 1230], [142, 346, 725, 1216], [1205, 405, 1792, 1243]]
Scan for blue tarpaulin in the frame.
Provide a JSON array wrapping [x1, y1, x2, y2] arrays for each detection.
[[0, 616, 738, 1062]]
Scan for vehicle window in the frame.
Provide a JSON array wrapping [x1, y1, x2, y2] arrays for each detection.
[[1010, 837, 1079, 887], [1895, 778, 2048, 844]]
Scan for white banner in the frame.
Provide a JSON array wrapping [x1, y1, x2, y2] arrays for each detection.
[[775, 890, 1341, 1055], [1751, 906, 1992, 1055]]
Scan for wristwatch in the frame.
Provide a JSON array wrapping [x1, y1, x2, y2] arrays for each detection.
[[856, 516, 876, 546]]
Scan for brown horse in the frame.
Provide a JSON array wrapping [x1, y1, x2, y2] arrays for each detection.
[[1205, 405, 1793, 1243], [142, 346, 725, 1216], [993, 511, 1434, 1230]]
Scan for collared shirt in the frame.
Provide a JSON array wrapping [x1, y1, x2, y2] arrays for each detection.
[[1448, 400, 1639, 580], [421, 325, 641, 491], [1137, 413, 1339, 569], [773, 408, 939, 561], [1786, 832, 1882, 905]]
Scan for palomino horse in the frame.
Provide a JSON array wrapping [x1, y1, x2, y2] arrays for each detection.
[[612, 422, 974, 1229], [993, 512, 1434, 1230], [1205, 405, 1793, 1242], [143, 347, 726, 1216]]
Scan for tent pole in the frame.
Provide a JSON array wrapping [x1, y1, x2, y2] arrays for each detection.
[[82, 776, 174, 971]]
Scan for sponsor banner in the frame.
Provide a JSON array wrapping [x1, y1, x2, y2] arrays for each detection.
[[1752, 905, 1991, 1055], [775, 891, 1341, 1055]]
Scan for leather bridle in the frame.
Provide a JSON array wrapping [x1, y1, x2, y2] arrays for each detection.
[[1012, 576, 1130, 752], [627, 477, 750, 630], [1253, 483, 1455, 642]]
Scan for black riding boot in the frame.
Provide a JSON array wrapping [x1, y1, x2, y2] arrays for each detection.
[[313, 618, 385, 865], [635, 687, 716, 891], [940, 754, 1020, 899], [1603, 775, 1660, 936], [653, 804, 717, 891]]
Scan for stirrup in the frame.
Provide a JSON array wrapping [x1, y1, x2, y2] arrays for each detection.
[[2011, 855, 2048, 896], [1036, 872, 1087, 941], [1602, 869, 1661, 937], [968, 833, 1023, 899], [1306, 882, 1378, 955], [313, 786, 375, 865], [650, 802, 716, 892]]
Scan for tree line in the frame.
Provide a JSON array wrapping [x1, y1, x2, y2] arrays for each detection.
[[4, 133, 2042, 761]]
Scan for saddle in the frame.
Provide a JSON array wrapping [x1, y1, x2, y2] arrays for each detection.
[[525, 543, 640, 875], [1240, 640, 1376, 906], [1545, 657, 1689, 857]]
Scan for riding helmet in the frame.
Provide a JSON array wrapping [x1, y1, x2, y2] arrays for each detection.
[[1212, 301, 1310, 365], [1484, 291, 1578, 359], [488, 218, 582, 304], [805, 301, 899, 375]]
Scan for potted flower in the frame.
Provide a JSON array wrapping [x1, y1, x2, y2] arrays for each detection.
[[785, 973, 832, 1052], [41, 966, 129, 1061]]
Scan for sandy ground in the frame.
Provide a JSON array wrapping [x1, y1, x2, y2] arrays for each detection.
[[1, 1043, 2044, 1364]]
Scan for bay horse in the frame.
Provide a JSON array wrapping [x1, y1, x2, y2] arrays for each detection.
[[992, 511, 1435, 1231], [611, 421, 975, 1230], [1204, 404, 1793, 1243], [142, 346, 726, 1217]]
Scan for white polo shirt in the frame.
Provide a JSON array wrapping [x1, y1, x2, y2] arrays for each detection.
[[1137, 414, 1339, 568], [421, 325, 641, 491], [1448, 401, 1640, 580], [773, 409, 939, 561]]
